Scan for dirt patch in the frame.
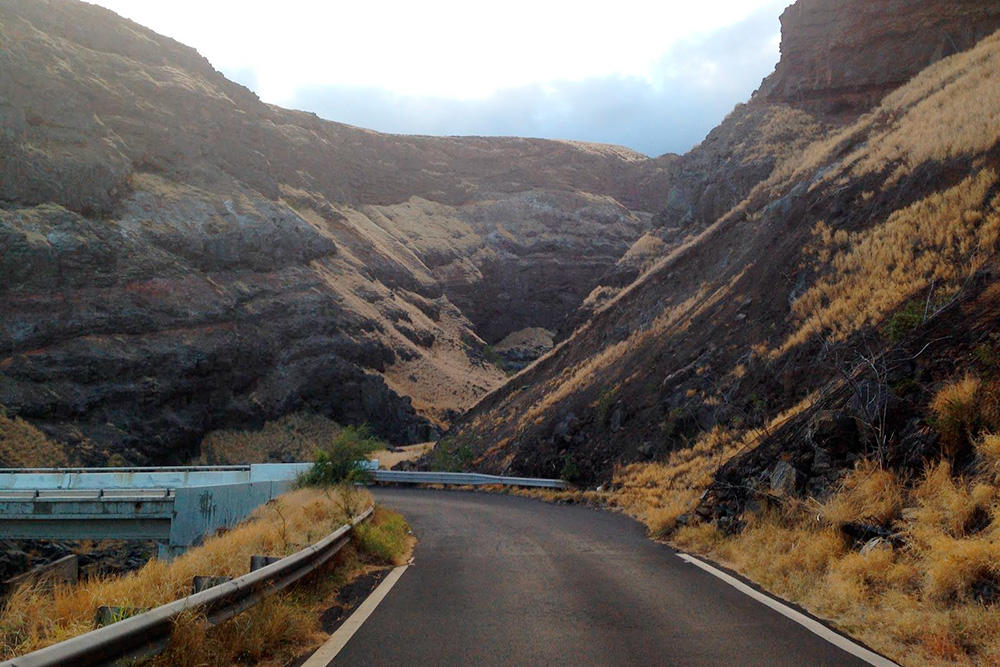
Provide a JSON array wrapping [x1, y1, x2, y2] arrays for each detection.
[[371, 442, 435, 469]]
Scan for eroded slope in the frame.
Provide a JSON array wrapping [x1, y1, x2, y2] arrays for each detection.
[[451, 10, 1000, 485], [0, 0, 657, 463]]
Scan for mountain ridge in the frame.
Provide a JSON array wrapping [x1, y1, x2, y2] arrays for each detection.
[[0, 0, 663, 464]]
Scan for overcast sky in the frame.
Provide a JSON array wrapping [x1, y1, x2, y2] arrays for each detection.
[[90, 0, 789, 157]]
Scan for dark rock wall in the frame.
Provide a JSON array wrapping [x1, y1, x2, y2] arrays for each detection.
[[757, 0, 1000, 115]]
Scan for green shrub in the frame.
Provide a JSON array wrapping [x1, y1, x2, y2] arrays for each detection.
[[432, 437, 474, 472], [885, 291, 955, 343], [482, 346, 513, 375], [482, 345, 502, 366], [559, 453, 581, 483], [297, 425, 385, 487], [661, 408, 684, 441], [884, 300, 926, 342], [597, 387, 619, 424], [974, 340, 1000, 367]]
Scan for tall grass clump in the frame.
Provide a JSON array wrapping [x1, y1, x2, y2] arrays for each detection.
[[353, 510, 410, 565], [931, 375, 983, 453], [297, 425, 386, 487]]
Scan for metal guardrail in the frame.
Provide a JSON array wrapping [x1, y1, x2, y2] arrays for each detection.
[[0, 507, 374, 667], [374, 470, 568, 489]]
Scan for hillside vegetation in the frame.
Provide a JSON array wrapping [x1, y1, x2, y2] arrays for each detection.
[[0, 409, 69, 468], [197, 413, 347, 465]]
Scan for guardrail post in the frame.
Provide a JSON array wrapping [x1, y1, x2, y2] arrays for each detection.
[[156, 542, 186, 561], [192, 575, 233, 593], [250, 555, 282, 572]]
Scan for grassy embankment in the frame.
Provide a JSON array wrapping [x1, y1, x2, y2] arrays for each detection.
[[0, 443, 410, 666]]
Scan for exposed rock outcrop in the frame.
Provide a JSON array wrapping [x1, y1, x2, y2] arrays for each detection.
[[0, 0, 654, 463], [493, 328, 555, 373], [757, 0, 1000, 115]]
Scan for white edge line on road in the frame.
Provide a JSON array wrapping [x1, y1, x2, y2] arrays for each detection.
[[301, 564, 409, 667], [677, 554, 899, 667]]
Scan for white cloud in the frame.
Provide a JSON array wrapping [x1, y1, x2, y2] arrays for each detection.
[[88, 0, 790, 153], [91, 0, 786, 99]]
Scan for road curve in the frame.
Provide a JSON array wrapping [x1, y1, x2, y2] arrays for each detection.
[[330, 488, 875, 666]]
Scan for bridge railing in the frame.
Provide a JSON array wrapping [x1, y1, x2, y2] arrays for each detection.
[[0, 463, 313, 491], [0, 464, 313, 557]]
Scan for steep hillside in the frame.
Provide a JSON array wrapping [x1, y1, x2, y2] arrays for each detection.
[[576, 0, 1000, 320], [0, 0, 661, 464], [450, 0, 1000, 484]]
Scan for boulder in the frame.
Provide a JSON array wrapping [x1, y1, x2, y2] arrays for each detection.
[[769, 460, 804, 495], [609, 404, 624, 433], [846, 381, 904, 430], [637, 442, 656, 460], [807, 410, 860, 457]]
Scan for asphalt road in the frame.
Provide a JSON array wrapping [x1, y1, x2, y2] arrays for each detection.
[[330, 488, 875, 666]]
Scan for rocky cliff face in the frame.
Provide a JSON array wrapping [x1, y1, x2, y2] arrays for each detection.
[[574, 103, 825, 319], [757, 0, 1000, 115], [0, 0, 656, 463], [6, 0, 996, 469], [573, 0, 1000, 320]]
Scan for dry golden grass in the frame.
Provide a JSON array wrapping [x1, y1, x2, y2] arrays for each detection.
[[659, 457, 1000, 666], [610, 426, 745, 535], [607, 389, 1000, 666], [821, 461, 904, 525], [977, 434, 1000, 482], [849, 30, 1000, 180], [0, 410, 69, 468], [0, 487, 408, 665], [608, 395, 818, 536], [728, 30, 1000, 354], [197, 413, 343, 464], [784, 169, 1000, 350], [931, 375, 984, 454], [767, 29, 1000, 195]]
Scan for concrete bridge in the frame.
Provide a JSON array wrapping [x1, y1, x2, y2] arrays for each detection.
[[0, 464, 312, 558]]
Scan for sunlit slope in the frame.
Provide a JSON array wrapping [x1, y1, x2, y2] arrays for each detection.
[[452, 27, 1000, 481]]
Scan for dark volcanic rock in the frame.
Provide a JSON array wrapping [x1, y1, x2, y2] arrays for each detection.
[[0, 0, 658, 461], [757, 0, 1000, 115]]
